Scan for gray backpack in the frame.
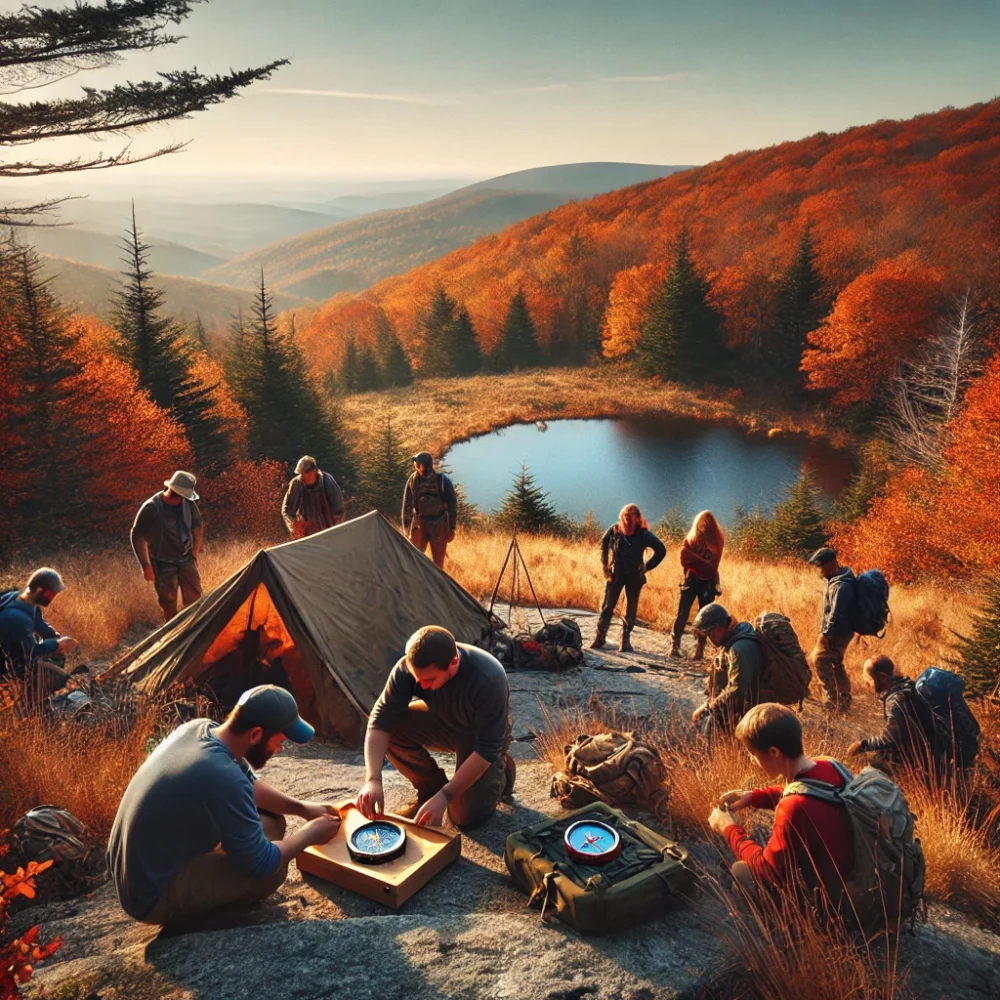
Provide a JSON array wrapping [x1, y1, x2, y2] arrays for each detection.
[[783, 760, 925, 939]]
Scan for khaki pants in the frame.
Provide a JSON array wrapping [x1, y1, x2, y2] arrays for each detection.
[[409, 517, 449, 569], [140, 812, 288, 927], [810, 633, 853, 707], [153, 560, 203, 623], [386, 703, 509, 828]]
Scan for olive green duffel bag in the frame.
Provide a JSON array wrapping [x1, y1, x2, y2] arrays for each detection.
[[504, 801, 693, 934]]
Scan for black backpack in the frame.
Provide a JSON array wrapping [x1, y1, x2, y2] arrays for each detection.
[[915, 667, 981, 767], [852, 569, 890, 637]]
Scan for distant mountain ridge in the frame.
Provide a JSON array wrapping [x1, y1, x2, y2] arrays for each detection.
[[202, 162, 690, 299]]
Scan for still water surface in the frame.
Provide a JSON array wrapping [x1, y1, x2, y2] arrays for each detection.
[[445, 416, 853, 528]]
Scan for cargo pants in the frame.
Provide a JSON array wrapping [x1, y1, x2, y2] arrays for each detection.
[[409, 515, 450, 569], [140, 812, 288, 927], [385, 702, 510, 828], [153, 559, 203, 623], [809, 633, 853, 709]]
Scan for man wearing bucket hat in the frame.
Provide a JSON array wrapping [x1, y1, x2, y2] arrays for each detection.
[[108, 684, 341, 928], [130, 471, 205, 622], [689, 602, 763, 736], [401, 451, 458, 569]]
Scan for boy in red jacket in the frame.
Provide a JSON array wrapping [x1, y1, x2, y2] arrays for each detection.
[[708, 703, 854, 906]]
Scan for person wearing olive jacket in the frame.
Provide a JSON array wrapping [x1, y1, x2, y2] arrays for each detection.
[[591, 504, 667, 653]]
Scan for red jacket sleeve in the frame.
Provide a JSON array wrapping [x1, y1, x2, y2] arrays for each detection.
[[680, 541, 719, 579], [749, 787, 782, 810], [724, 797, 801, 889]]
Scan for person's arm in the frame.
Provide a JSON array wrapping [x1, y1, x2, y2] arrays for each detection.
[[401, 475, 414, 530], [643, 531, 667, 573], [443, 476, 458, 535], [829, 578, 854, 635], [253, 779, 310, 818], [357, 726, 391, 819], [724, 797, 801, 889], [600, 527, 612, 573], [33, 608, 59, 642], [415, 752, 492, 827], [130, 504, 152, 570], [680, 543, 716, 579], [281, 481, 299, 533], [325, 474, 346, 521], [859, 697, 903, 754], [191, 503, 204, 558]]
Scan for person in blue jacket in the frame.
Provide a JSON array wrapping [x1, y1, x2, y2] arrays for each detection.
[[0, 567, 79, 696]]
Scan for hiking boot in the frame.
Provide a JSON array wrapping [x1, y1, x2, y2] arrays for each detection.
[[619, 628, 634, 653], [502, 751, 517, 798], [590, 632, 607, 650], [669, 640, 682, 658]]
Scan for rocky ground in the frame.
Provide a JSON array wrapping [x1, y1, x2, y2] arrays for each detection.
[[16, 609, 1000, 1000]]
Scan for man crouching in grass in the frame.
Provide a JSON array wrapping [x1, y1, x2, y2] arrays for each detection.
[[707, 703, 854, 909], [108, 685, 341, 930]]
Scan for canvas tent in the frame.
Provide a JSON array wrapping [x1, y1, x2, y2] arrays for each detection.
[[105, 512, 496, 746]]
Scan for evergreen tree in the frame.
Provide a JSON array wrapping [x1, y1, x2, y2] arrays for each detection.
[[356, 343, 381, 391], [113, 207, 231, 472], [231, 269, 355, 479], [767, 228, 825, 385], [357, 417, 412, 518], [378, 327, 414, 387], [418, 287, 458, 378], [444, 307, 483, 376], [768, 470, 828, 556], [495, 462, 566, 534], [491, 290, 542, 372], [191, 314, 209, 351], [337, 336, 361, 393], [228, 304, 247, 360], [635, 229, 726, 384], [947, 577, 1000, 698]]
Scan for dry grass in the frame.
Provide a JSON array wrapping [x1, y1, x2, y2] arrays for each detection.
[[337, 367, 842, 457]]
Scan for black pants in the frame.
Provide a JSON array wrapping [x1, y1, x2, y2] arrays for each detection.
[[597, 575, 644, 634], [672, 575, 719, 645]]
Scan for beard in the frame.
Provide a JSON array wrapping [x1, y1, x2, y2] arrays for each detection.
[[245, 740, 275, 770]]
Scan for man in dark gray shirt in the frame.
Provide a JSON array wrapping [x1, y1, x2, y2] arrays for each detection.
[[108, 685, 340, 928], [357, 626, 515, 829]]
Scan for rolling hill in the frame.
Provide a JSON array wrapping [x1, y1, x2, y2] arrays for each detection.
[[202, 162, 691, 299], [41, 256, 308, 334], [296, 101, 1000, 372]]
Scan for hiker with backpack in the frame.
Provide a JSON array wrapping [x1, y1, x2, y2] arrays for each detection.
[[131, 470, 204, 623], [807, 547, 856, 713], [690, 603, 763, 735], [0, 567, 80, 697], [847, 655, 944, 782], [914, 666, 981, 789], [108, 685, 341, 928], [402, 451, 458, 569], [357, 626, 516, 829], [709, 703, 855, 910], [281, 455, 346, 538], [590, 504, 667, 653], [671, 510, 724, 660]]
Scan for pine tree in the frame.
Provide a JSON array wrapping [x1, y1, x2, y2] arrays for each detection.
[[767, 228, 825, 384], [229, 304, 247, 360], [635, 229, 726, 384], [491, 290, 542, 372], [947, 577, 1000, 698], [113, 207, 231, 472], [418, 287, 458, 378], [447, 307, 484, 376], [496, 462, 566, 534], [231, 269, 355, 479], [768, 470, 829, 556], [357, 417, 412, 518], [337, 337, 361, 393], [378, 327, 414, 387], [356, 343, 381, 391], [191, 314, 209, 351]]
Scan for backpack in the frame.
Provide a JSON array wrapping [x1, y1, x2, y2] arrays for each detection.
[[6, 806, 106, 901], [505, 802, 692, 934], [852, 569, 891, 637], [412, 472, 447, 520], [783, 761, 925, 940], [751, 612, 812, 706], [492, 630, 583, 674], [532, 618, 583, 650], [550, 731, 670, 823], [915, 667, 981, 766]]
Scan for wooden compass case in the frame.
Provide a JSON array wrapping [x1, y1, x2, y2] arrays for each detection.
[[296, 799, 462, 909]]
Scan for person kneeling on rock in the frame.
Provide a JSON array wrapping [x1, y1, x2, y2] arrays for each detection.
[[108, 685, 341, 929], [356, 626, 516, 829]]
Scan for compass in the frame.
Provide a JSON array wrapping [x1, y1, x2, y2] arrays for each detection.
[[348, 820, 407, 864], [564, 819, 622, 865]]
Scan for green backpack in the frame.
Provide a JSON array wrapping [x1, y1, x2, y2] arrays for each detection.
[[504, 801, 693, 934]]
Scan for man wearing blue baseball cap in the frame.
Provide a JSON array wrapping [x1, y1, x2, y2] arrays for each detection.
[[108, 685, 340, 930]]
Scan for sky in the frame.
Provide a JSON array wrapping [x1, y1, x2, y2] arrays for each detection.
[[3, 0, 1000, 186]]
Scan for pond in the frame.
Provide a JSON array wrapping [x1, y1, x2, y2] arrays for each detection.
[[444, 416, 854, 528]]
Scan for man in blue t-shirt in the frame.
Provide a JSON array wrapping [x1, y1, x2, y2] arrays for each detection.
[[108, 685, 340, 928]]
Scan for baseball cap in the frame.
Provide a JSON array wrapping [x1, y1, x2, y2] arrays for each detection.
[[807, 547, 837, 566], [693, 603, 731, 633], [412, 451, 433, 467], [236, 685, 314, 744]]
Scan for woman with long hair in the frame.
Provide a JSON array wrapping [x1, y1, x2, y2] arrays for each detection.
[[671, 510, 724, 659], [591, 503, 667, 653]]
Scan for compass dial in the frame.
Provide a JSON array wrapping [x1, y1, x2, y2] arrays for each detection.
[[348, 820, 407, 864], [564, 819, 622, 865]]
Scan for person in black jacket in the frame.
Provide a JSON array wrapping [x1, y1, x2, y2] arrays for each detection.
[[591, 504, 666, 653], [847, 655, 943, 782], [807, 547, 857, 713]]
